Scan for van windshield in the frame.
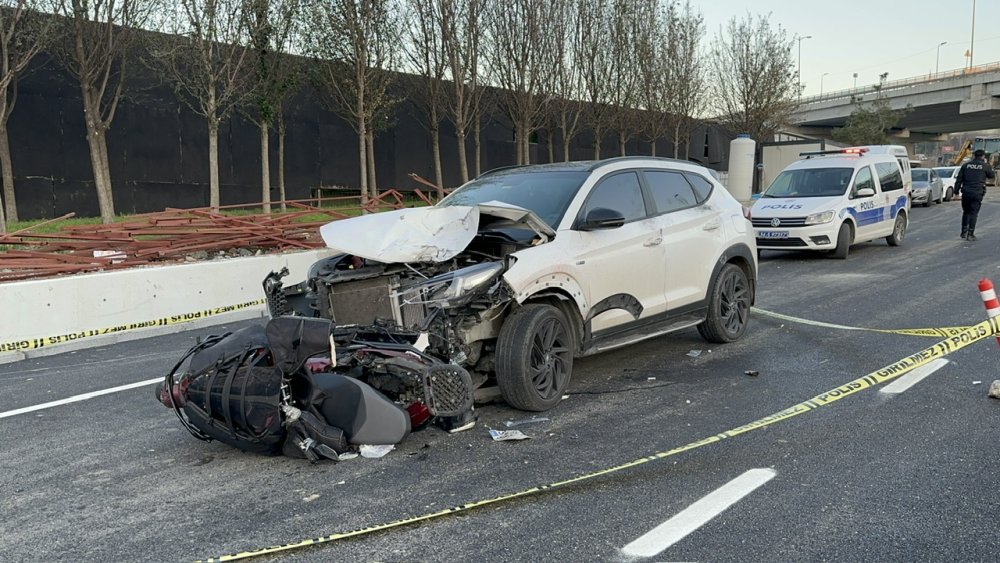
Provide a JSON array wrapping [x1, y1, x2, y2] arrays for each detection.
[[761, 168, 854, 198]]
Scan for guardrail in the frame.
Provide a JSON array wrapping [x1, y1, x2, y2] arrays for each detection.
[[798, 61, 1000, 107]]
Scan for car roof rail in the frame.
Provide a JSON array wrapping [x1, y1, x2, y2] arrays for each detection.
[[476, 164, 527, 178], [587, 155, 699, 170]]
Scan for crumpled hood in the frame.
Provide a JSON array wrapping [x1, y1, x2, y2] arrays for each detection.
[[319, 201, 554, 263], [752, 196, 842, 217]]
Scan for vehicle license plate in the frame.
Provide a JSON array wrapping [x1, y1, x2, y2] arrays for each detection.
[[757, 230, 789, 239]]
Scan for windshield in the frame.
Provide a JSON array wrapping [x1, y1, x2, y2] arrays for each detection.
[[911, 169, 929, 181], [762, 167, 854, 198], [933, 167, 956, 178], [438, 170, 587, 229]]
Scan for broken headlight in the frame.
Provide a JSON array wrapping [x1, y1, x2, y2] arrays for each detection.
[[401, 262, 504, 308]]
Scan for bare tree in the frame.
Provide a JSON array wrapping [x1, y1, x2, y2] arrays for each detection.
[[635, 0, 671, 157], [708, 12, 797, 142], [482, 0, 548, 165], [440, 0, 483, 183], [665, 0, 706, 158], [544, 0, 584, 162], [0, 1, 52, 232], [306, 0, 398, 203], [244, 0, 300, 213], [148, 0, 251, 211], [606, 0, 644, 156], [51, 0, 153, 223], [576, 0, 612, 159], [403, 0, 445, 194]]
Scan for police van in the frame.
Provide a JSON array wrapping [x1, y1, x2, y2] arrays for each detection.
[[751, 146, 911, 259]]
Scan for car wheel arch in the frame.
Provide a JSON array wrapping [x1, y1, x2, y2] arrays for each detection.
[[705, 243, 757, 307], [517, 289, 585, 355]]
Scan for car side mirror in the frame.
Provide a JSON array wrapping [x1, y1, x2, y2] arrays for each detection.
[[579, 207, 626, 231], [856, 187, 875, 198]]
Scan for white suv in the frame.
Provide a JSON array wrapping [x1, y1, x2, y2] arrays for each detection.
[[265, 157, 758, 411]]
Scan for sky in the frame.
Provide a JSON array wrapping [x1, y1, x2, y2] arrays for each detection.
[[695, 0, 1000, 96]]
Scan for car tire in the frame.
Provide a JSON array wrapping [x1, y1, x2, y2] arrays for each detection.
[[832, 222, 852, 259], [495, 304, 574, 412], [935, 191, 943, 204], [886, 213, 906, 247], [697, 263, 752, 343]]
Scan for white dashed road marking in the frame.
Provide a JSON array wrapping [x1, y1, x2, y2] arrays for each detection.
[[0, 378, 161, 419], [621, 468, 776, 558], [879, 358, 949, 395]]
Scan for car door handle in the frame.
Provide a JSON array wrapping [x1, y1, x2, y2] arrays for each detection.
[[643, 236, 663, 247], [703, 221, 721, 231]]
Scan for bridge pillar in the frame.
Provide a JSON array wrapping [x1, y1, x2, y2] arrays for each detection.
[[960, 84, 1000, 114]]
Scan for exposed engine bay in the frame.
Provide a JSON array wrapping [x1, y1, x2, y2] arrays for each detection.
[[263, 206, 552, 392]]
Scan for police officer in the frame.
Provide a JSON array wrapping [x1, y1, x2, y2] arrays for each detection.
[[954, 149, 995, 241]]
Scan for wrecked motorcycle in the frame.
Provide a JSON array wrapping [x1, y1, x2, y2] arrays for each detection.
[[156, 316, 476, 461]]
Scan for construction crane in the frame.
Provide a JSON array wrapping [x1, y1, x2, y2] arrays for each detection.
[[951, 140, 973, 165]]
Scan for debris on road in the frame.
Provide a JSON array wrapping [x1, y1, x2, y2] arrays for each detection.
[[504, 417, 549, 428], [303, 494, 320, 502], [745, 370, 759, 377], [360, 445, 395, 459], [989, 381, 1000, 399], [687, 350, 703, 358], [489, 429, 531, 441], [972, 380, 982, 385]]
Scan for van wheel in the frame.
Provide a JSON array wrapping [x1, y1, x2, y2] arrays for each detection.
[[496, 304, 574, 412], [886, 213, 906, 246], [698, 263, 752, 343], [831, 223, 852, 259]]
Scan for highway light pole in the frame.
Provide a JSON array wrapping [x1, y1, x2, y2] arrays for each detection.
[[969, 0, 976, 69], [797, 35, 812, 98], [936, 41, 947, 74], [820, 72, 829, 95]]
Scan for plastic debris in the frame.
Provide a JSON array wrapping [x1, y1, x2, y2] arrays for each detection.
[[303, 494, 320, 502], [745, 370, 759, 377], [489, 429, 531, 441], [687, 350, 703, 357], [359, 444, 394, 458], [973, 381, 982, 385], [561, 395, 570, 400], [647, 377, 656, 381], [504, 417, 550, 428]]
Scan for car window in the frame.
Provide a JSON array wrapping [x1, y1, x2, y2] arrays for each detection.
[[580, 172, 647, 223], [438, 170, 588, 229], [683, 172, 714, 203], [911, 169, 929, 182], [762, 167, 853, 198], [852, 166, 875, 196], [644, 171, 698, 213], [875, 162, 904, 191]]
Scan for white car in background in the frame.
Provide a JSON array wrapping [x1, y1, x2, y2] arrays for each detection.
[[932, 166, 959, 201]]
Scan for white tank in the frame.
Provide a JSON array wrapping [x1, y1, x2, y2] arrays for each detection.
[[727, 134, 756, 202]]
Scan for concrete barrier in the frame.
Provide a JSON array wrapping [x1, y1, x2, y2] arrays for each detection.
[[0, 249, 333, 364]]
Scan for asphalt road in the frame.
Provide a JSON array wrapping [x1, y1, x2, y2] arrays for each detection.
[[2, 193, 999, 562]]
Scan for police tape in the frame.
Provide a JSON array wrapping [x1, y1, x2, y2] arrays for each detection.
[[0, 299, 267, 354], [198, 315, 1000, 562], [753, 307, 972, 338]]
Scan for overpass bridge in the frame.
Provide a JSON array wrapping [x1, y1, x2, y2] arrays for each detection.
[[789, 62, 1000, 142]]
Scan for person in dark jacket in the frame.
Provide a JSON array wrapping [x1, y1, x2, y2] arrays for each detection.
[[954, 149, 995, 241]]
